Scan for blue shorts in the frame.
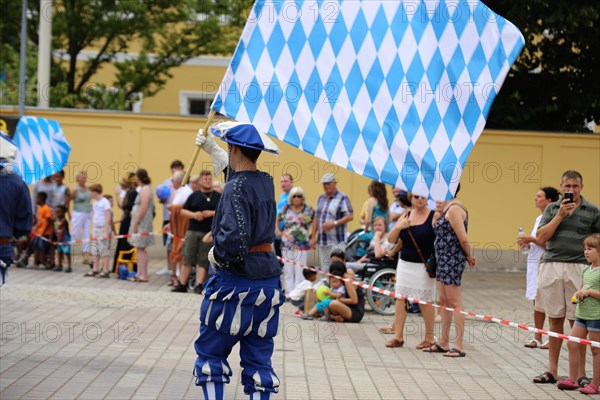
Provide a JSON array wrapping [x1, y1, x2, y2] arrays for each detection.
[[33, 236, 49, 252], [57, 237, 72, 255], [315, 298, 332, 314], [575, 317, 600, 332]]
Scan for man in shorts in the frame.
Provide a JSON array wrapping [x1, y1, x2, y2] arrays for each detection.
[[173, 171, 221, 293], [532, 170, 600, 384]]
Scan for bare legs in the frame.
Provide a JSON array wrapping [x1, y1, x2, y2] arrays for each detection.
[[437, 282, 465, 351], [136, 247, 148, 281]]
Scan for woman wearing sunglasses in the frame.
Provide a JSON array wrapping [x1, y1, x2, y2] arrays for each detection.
[[276, 186, 315, 297]]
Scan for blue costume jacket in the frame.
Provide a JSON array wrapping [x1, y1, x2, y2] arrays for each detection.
[[211, 170, 281, 279]]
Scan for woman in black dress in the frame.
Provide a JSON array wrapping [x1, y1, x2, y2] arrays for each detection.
[[112, 173, 138, 273]]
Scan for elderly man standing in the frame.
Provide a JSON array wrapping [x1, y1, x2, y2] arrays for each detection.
[[532, 170, 600, 385], [0, 134, 33, 284], [310, 173, 353, 273]]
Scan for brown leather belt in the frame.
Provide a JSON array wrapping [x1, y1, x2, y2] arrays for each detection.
[[249, 243, 273, 253], [0, 237, 11, 244]]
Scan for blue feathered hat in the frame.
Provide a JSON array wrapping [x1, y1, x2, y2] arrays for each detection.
[[210, 121, 279, 154]]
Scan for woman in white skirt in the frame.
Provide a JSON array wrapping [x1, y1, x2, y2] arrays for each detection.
[[517, 186, 559, 349], [70, 171, 92, 263], [384, 194, 437, 349]]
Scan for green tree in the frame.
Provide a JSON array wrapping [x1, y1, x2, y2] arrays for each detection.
[[486, 0, 600, 132], [1, 0, 250, 110]]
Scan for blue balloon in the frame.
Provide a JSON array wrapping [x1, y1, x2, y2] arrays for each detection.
[[155, 184, 171, 200]]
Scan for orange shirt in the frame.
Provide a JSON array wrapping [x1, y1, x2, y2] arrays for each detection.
[[36, 204, 53, 236]]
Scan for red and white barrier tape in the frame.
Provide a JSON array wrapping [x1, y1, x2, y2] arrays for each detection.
[[34, 231, 185, 246], [279, 256, 600, 348]]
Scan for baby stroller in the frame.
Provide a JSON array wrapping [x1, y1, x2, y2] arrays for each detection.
[[345, 229, 397, 316]]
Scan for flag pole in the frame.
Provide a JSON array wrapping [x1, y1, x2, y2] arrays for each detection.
[[183, 108, 216, 185]]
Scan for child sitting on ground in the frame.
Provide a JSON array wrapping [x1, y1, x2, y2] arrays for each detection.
[[303, 275, 346, 321], [288, 269, 321, 315], [52, 205, 72, 273], [557, 234, 600, 395]]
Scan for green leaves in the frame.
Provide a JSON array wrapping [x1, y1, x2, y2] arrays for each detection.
[[2, 0, 249, 110], [486, 0, 600, 132]]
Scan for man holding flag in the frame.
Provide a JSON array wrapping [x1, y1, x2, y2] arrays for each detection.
[[193, 122, 284, 400]]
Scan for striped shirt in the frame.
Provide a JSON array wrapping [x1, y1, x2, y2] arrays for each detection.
[[540, 196, 600, 264], [315, 191, 353, 245]]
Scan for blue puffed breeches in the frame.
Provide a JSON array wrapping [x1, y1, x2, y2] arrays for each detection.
[[194, 270, 285, 395]]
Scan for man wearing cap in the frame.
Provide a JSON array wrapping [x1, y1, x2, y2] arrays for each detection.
[[0, 134, 33, 284], [193, 122, 284, 400], [310, 173, 354, 273]]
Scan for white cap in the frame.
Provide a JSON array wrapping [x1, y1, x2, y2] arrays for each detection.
[[320, 173, 337, 184]]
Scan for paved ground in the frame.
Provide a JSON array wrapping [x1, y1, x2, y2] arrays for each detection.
[[0, 247, 593, 399]]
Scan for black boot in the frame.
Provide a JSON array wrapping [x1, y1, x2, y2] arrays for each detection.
[[171, 283, 188, 293]]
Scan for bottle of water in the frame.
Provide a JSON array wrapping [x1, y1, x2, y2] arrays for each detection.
[[518, 227, 529, 255]]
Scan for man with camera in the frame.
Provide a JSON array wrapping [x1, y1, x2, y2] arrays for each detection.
[[532, 170, 600, 385]]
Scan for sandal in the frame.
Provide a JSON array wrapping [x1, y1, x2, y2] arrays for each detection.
[[385, 339, 404, 348], [579, 383, 599, 395], [524, 339, 541, 348], [84, 271, 98, 277], [443, 348, 466, 358], [557, 378, 579, 391], [539, 340, 550, 349], [97, 272, 110, 278], [578, 376, 592, 388], [422, 343, 449, 353], [416, 340, 434, 350], [378, 325, 395, 334], [168, 275, 178, 286], [532, 371, 556, 384]]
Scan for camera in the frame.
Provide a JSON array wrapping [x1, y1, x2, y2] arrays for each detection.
[[564, 192, 574, 203]]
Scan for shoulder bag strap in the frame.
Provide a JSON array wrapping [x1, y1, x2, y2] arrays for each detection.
[[406, 228, 428, 268]]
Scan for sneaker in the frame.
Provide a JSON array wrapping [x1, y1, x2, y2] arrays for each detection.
[[294, 310, 303, 316], [52, 265, 63, 272], [171, 283, 188, 293], [64, 267, 72, 273], [36, 264, 47, 270], [156, 267, 171, 276], [301, 314, 314, 320]]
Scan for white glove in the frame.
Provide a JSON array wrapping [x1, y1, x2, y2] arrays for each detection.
[[195, 129, 207, 146], [195, 129, 229, 177], [208, 246, 218, 267]]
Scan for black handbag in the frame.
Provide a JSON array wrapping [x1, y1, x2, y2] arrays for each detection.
[[425, 252, 437, 279]]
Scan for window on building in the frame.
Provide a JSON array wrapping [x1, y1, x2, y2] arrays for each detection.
[[180, 92, 212, 116]]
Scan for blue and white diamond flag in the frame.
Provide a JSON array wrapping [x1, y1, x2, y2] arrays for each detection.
[[212, 0, 524, 200], [12, 117, 72, 185]]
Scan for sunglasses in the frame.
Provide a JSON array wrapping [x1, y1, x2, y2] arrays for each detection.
[[413, 195, 425, 199], [292, 195, 303, 199]]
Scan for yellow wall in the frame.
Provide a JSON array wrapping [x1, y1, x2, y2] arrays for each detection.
[[2, 107, 599, 251]]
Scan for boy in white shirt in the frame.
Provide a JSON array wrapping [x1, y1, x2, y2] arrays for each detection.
[[289, 269, 322, 315], [85, 184, 111, 278]]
